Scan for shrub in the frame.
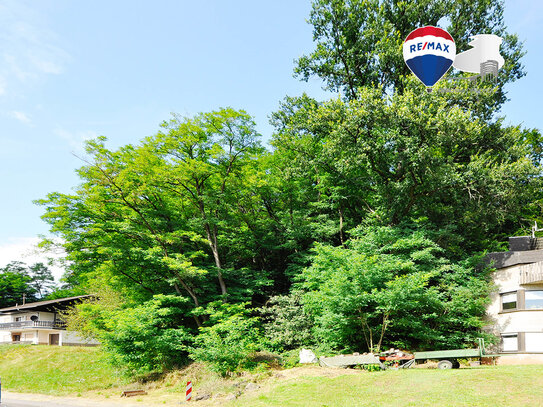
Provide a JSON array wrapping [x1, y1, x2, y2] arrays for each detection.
[[261, 293, 315, 352], [100, 295, 194, 377], [190, 302, 269, 376]]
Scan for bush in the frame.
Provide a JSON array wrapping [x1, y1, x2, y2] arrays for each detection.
[[301, 225, 494, 353], [100, 295, 194, 377], [261, 293, 315, 352], [190, 302, 269, 376]]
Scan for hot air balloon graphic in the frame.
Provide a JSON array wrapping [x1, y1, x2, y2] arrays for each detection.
[[403, 26, 456, 90]]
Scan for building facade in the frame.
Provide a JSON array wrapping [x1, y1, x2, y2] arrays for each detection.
[[0, 295, 99, 346], [487, 236, 543, 364]]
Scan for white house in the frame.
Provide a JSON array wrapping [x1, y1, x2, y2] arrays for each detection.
[[487, 236, 543, 364], [0, 295, 99, 346]]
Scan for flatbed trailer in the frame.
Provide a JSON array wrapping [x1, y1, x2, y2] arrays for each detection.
[[319, 339, 501, 370], [413, 338, 493, 369]]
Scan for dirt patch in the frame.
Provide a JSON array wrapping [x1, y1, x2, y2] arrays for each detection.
[[275, 364, 364, 380]]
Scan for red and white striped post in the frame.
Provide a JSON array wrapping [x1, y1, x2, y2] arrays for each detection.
[[186, 381, 192, 401]]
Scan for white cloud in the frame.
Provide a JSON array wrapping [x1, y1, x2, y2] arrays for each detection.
[[0, 1, 70, 96], [55, 128, 98, 153], [0, 237, 66, 282], [8, 110, 31, 124], [0, 77, 6, 96]]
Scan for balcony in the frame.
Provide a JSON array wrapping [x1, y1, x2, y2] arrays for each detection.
[[0, 320, 67, 330], [519, 262, 543, 285]]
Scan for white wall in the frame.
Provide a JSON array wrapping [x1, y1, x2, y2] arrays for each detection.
[[487, 263, 543, 360], [488, 265, 543, 334], [497, 354, 543, 365]]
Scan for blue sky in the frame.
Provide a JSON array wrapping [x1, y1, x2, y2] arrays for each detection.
[[0, 0, 542, 276]]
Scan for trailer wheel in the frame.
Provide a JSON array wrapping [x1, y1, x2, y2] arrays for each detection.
[[437, 360, 453, 369], [452, 360, 460, 369]]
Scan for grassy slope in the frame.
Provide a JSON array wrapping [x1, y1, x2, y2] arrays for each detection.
[[0, 344, 125, 395], [232, 365, 543, 407], [1, 345, 543, 406]]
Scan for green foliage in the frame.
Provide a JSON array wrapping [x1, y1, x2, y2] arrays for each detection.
[[36, 108, 272, 323], [260, 293, 315, 352], [31, 0, 543, 374], [301, 224, 494, 352], [190, 302, 268, 376], [28, 262, 55, 298], [98, 295, 194, 377], [0, 261, 41, 307], [271, 87, 541, 255]]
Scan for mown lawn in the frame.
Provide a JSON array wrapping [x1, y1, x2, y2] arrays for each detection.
[[231, 365, 543, 407], [0, 344, 126, 395], [1, 345, 543, 407]]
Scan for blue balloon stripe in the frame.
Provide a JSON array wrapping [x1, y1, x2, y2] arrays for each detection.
[[405, 55, 453, 87]]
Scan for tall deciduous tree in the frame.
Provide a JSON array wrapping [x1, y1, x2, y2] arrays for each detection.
[[271, 86, 541, 255], [0, 262, 38, 307], [37, 108, 270, 327], [146, 108, 264, 296]]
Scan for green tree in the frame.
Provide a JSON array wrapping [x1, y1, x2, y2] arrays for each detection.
[[0, 262, 37, 307], [28, 262, 55, 298], [98, 295, 194, 377], [301, 225, 493, 352], [146, 108, 265, 297], [190, 302, 268, 376], [37, 108, 271, 327], [260, 292, 315, 352], [271, 87, 541, 255]]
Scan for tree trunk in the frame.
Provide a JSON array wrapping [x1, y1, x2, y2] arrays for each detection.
[[204, 223, 227, 296], [339, 206, 345, 247], [175, 280, 203, 327]]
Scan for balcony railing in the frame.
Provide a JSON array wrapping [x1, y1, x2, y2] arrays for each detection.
[[0, 321, 67, 330]]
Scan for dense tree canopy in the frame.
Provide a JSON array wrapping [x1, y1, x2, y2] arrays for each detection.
[[33, 0, 543, 374], [270, 86, 540, 255], [301, 225, 493, 352], [0, 261, 55, 308]]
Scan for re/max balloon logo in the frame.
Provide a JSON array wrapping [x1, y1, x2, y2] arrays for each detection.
[[408, 42, 451, 53], [403, 26, 504, 91], [403, 26, 456, 89]]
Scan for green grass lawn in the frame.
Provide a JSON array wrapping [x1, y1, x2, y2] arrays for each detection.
[[0, 344, 126, 395], [1, 345, 543, 407], [231, 365, 543, 407]]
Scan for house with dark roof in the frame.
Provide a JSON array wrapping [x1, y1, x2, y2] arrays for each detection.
[[0, 295, 99, 346], [486, 236, 543, 364]]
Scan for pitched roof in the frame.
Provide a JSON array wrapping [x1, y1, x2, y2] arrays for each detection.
[[0, 295, 94, 313], [487, 249, 543, 269]]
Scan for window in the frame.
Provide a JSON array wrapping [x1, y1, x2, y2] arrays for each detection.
[[501, 292, 517, 311], [525, 291, 543, 310], [502, 334, 518, 352], [525, 333, 543, 352]]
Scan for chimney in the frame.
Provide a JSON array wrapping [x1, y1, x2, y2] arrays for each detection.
[[509, 236, 537, 252]]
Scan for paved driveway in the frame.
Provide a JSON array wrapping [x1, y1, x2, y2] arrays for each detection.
[[0, 391, 169, 407]]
